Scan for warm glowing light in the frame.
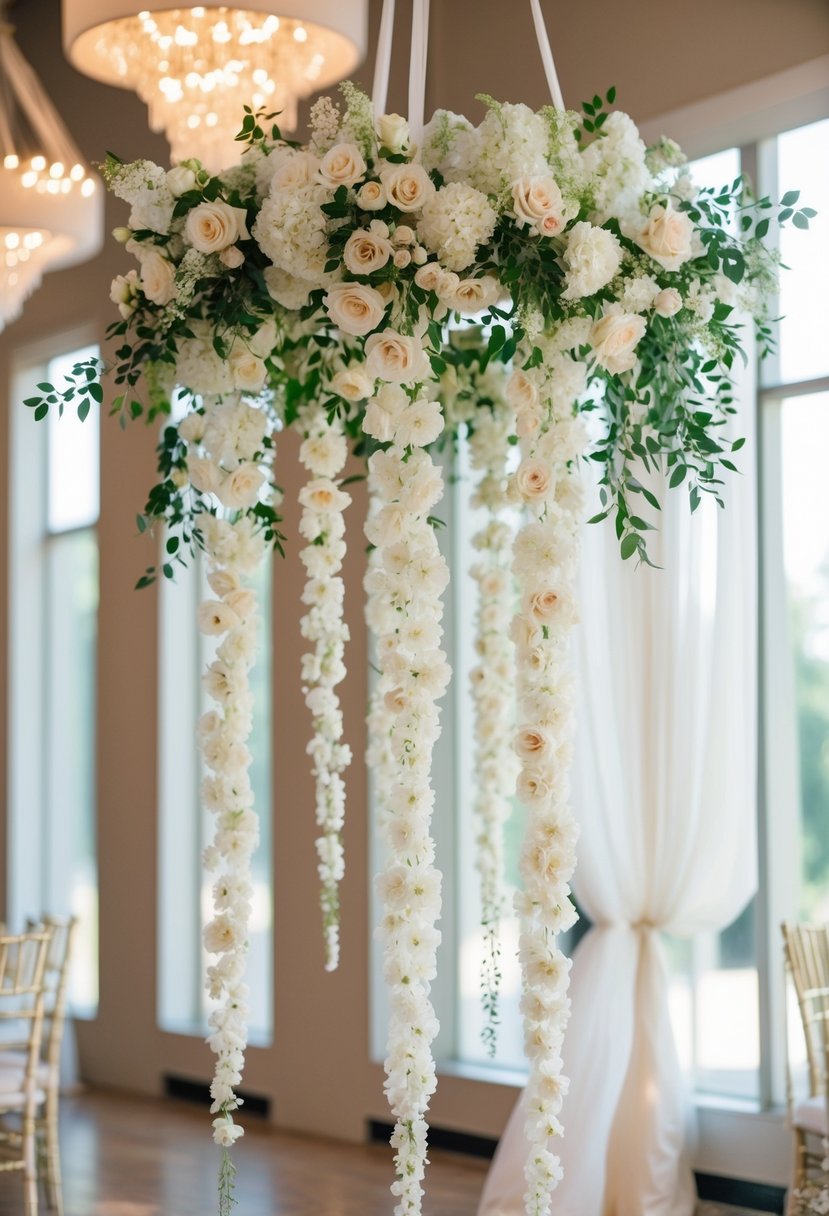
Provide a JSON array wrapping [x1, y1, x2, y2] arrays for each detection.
[[3, 154, 19, 169], [65, 5, 367, 172]]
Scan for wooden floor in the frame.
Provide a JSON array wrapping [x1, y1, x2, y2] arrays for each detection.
[[0, 1089, 769, 1216], [0, 1089, 488, 1215]]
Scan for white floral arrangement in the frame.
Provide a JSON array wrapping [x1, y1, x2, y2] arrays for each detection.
[[29, 79, 812, 1216]]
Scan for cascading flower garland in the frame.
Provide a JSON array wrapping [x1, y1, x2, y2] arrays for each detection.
[[464, 371, 520, 1055], [507, 345, 586, 1215], [297, 408, 353, 970], [28, 72, 812, 1216]]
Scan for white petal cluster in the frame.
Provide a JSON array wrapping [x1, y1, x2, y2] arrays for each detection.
[[417, 182, 497, 272], [507, 348, 587, 1216], [298, 410, 353, 971], [363, 338, 449, 1216], [179, 392, 273, 511], [467, 388, 519, 1054], [198, 513, 270, 1149], [252, 179, 335, 290]]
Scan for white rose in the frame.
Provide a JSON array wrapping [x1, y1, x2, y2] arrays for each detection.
[[330, 366, 373, 401], [377, 113, 410, 153], [300, 430, 348, 478], [272, 150, 319, 190], [207, 569, 240, 598], [380, 163, 435, 213], [363, 384, 407, 441], [343, 228, 393, 275], [137, 250, 176, 306], [515, 458, 554, 503], [516, 406, 542, 437], [506, 370, 539, 412], [229, 346, 267, 392], [318, 142, 367, 189], [653, 287, 683, 317], [225, 588, 256, 619], [217, 462, 265, 509], [197, 599, 240, 636], [394, 225, 414, 246], [511, 176, 565, 234], [517, 766, 556, 806], [357, 180, 387, 211], [189, 456, 223, 495], [324, 282, 387, 336], [365, 331, 430, 384], [109, 269, 138, 318], [298, 478, 351, 513], [637, 202, 694, 271], [184, 200, 249, 253], [590, 310, 647, 374], [394, 398, 444, 448], [167, 165, 198, 196], [393, 248, 411, 269]]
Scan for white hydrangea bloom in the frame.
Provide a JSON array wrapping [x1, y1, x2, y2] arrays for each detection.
[[417, 182, 497, 271]]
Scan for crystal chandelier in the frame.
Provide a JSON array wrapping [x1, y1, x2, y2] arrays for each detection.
[[0, 16, 103, 333], [63, 1, 368, 171]]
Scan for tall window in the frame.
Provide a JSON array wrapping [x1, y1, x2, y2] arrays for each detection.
[[9, 342, 100, 1013], [158, 549, 274, 1043]]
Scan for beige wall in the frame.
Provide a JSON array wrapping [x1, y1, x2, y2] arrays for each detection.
[[0, 0, 827, 1148]]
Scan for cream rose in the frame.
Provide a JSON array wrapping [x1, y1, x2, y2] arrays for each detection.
[[414, 263, 442, 293], [589, 309, 647, 373], [318, 142, 367, 189], [517, 766, 556, 806], [229, 347, 267, 393], [343, 228, 393, 275], [298, 478, 351, 513], [357, 180, 387, 211], [380, 163, 435, 213], [511, 176, 565, 234], [330, 366, 373, 401], [207, 569, 240, 598], [637, 202, 694, 271], [184, 200, 248, 253], [506, 370, 539, 412], [219, 246, 245, 269], [515, 457, 554, 502], [166, 164, 197, 196], [225, 588, 257, 619], [188, 456, 223, 496], [514, 726, 554, 762], [377, 113, 410, 153], [139, 249, 176, 305], [197, 599, 240, 636], [324, 282, 387, 336], [365, 330, 430, 384], [272, 150, 319, 190], [516, 407, 542, 437], [217, 462, 265, 509], [653, 287, 683, 317], [447, 276, 499, 313]]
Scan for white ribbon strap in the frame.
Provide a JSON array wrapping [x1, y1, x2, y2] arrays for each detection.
[[371, 0, 396, 118], [529, 0, 565, 112], [408, 0, 430, 145]]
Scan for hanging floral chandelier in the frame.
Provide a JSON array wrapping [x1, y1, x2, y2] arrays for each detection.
[[62, 0, 368, 170], [30, 0, 814, 1214], [0, 16, 102, 333]]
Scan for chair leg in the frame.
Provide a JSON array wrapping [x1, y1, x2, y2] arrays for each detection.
[[23, 1107, 38, 1216], [43, 1090, 63, 1216], [786, 1127, 807, 1216]]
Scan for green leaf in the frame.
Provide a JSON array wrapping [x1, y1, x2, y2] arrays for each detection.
[[606, 85, 617, 104], [89, 382, 104, 404], [669, 465, 687, 488], [780, 189, 800, 206], [793, 212, 809, 229], [136, 514, 147, 533], [34, 403, 49, 422], [78, 400, 91, 423], [587, 510, 609, 524], [620, 534, 639, 561]]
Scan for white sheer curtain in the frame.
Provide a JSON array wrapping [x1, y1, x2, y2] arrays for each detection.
[[478, 396, 757, 1214]]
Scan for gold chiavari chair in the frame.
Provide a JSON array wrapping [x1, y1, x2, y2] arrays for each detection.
[[781, 920, 829, 1214], [0, 929, 53, 1216]]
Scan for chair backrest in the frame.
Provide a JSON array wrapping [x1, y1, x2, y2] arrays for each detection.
[[0, 930, 53, 1092], [781, 920, 829, 1100], [26, 915, 77, 1075]]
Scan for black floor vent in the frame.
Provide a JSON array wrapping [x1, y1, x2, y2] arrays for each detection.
[[695, 1172, 785, 1214], [163, 1073, 270, 1118]]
